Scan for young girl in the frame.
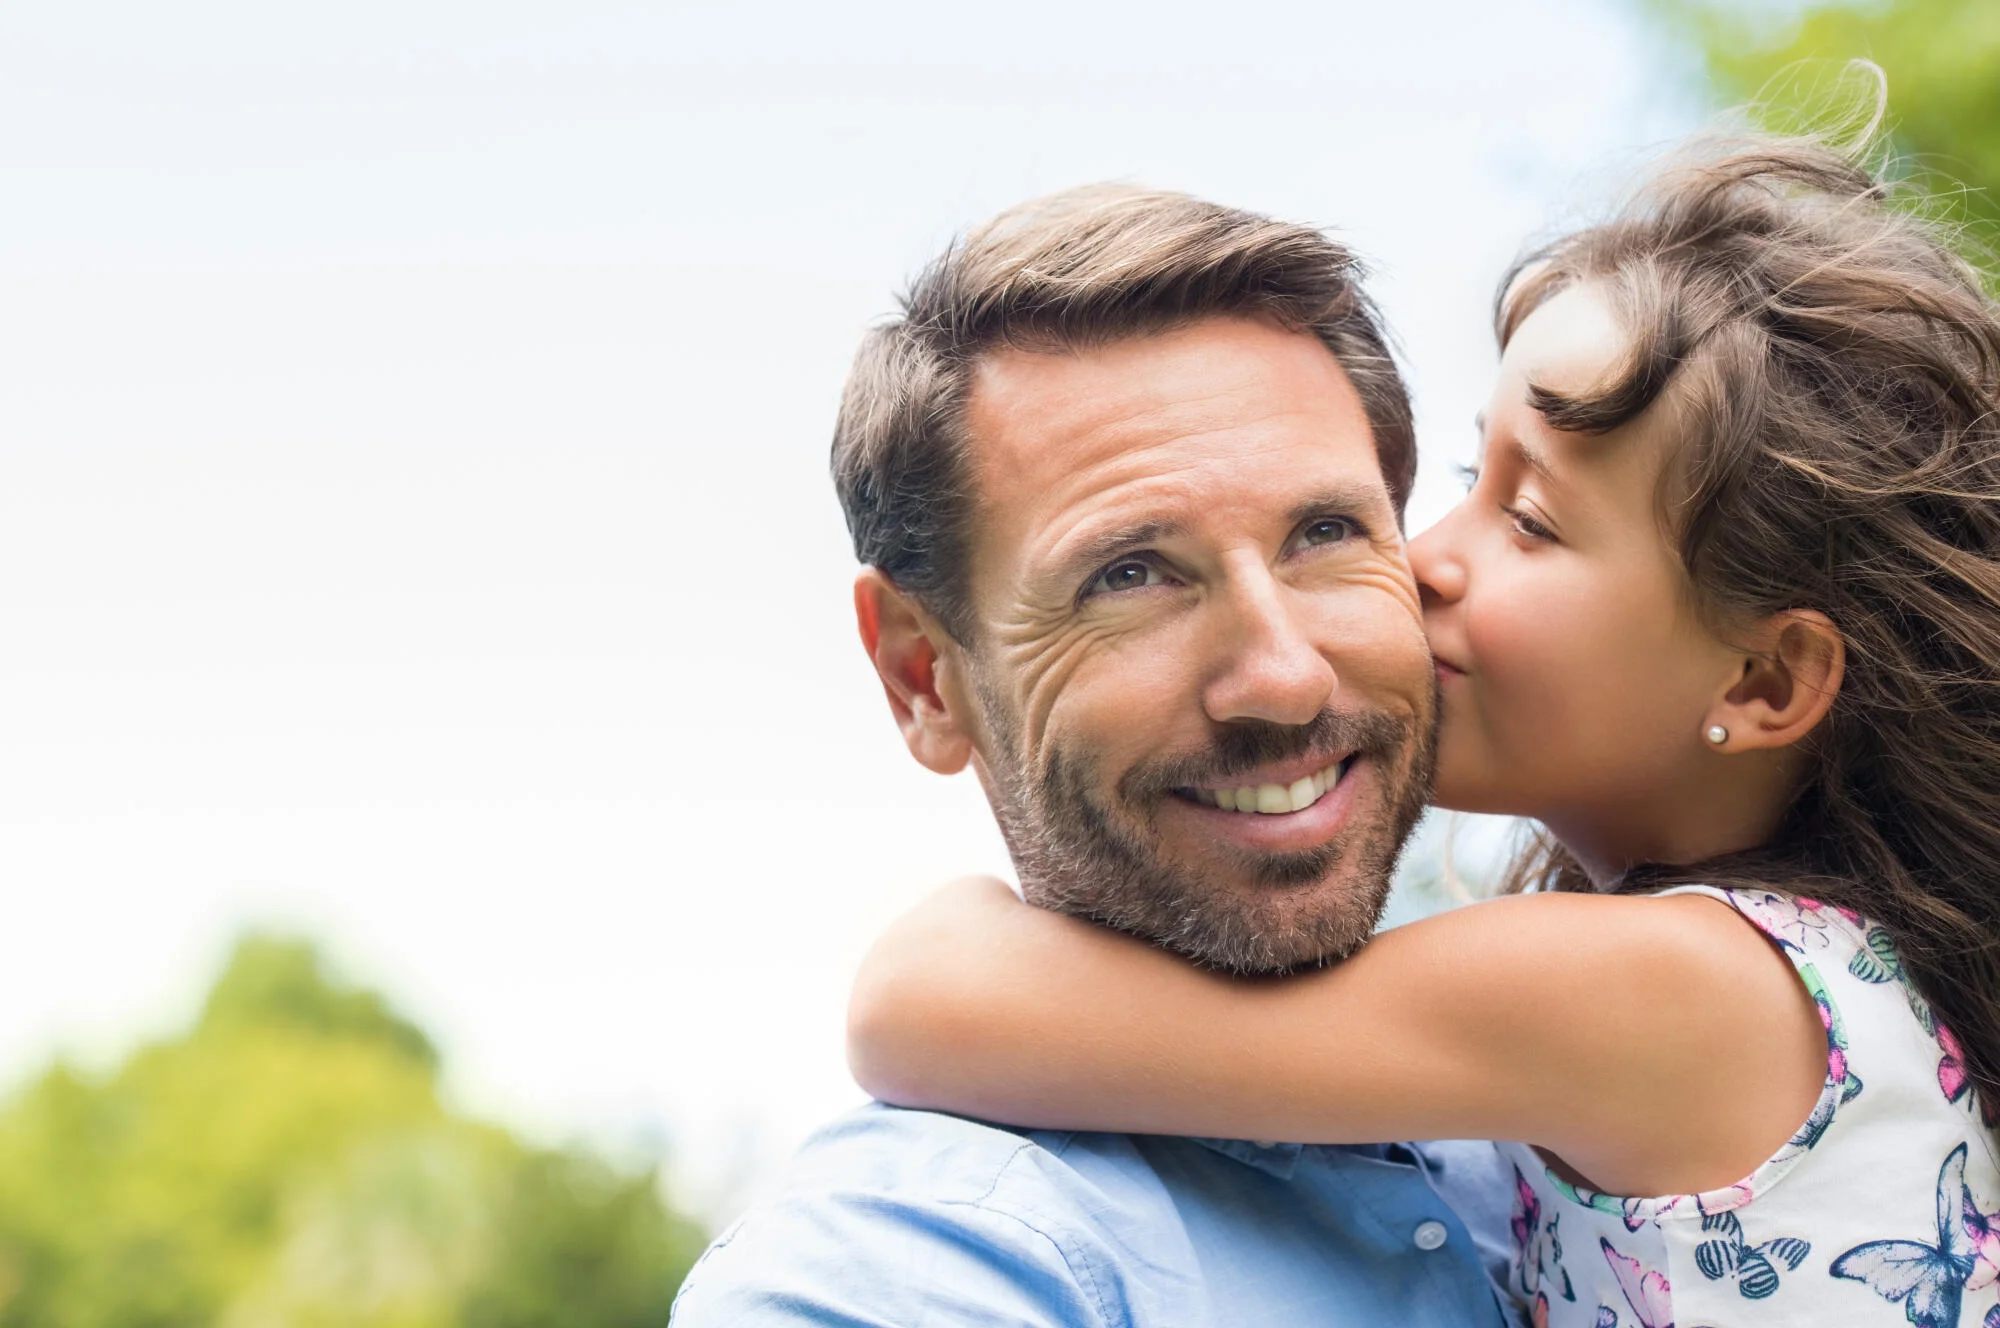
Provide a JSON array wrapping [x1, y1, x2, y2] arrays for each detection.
[[847, 134, 2000, 1328]]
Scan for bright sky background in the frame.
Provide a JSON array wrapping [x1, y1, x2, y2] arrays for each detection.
[[0, 0, 1702, 1221]]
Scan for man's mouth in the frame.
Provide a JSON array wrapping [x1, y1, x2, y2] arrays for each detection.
[[1175, 755, 1355, 816]]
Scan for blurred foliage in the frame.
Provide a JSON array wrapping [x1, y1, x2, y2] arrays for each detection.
[[1652, 0, 2000, 239], [0, 936, 706, 1327]]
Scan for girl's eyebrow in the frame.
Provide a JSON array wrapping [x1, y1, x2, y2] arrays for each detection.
[[1484, 426, 1561, 488], [1513, 438, 1561, 486], [1472, 412, 1560, 486]]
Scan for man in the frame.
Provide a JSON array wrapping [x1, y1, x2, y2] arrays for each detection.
[[671, 186, 1520, 1326]]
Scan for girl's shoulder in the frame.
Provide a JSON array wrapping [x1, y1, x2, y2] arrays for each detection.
[[1646, 883, 1877, 964], [1643, 882, 1985, 1148], [1506, 882, 2000, 1328]]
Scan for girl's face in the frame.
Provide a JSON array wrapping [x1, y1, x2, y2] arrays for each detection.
[[1408, 284, 1743, 868]]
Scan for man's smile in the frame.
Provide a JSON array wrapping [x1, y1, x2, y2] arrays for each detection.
[[1175, 754, 1354, 815], [1162, 753, 1371, 856]]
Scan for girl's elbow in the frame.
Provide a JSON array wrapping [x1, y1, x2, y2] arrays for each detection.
[[847, 1040, 927, 1108], [845, 968, 946, 1106]]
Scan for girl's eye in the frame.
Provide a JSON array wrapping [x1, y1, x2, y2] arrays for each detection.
[[1085, 558, 1169, 597], [1502, 505, 1557, 542], [1296, 516, 1358, 549], [1453, 462, 1480, 493]]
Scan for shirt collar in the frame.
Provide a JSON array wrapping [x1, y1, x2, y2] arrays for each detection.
[[1191, 1138, 1420, 1179], [1191, 1137, 1302, 1176]]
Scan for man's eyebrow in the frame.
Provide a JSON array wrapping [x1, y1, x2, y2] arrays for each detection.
[[1048, 519, 1186, 584], [1287, 482, 1386, 529]]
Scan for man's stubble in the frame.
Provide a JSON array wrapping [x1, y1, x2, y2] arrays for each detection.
[[971, 671, 1438, 974]]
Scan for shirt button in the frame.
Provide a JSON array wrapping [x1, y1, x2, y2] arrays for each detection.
[[1413, 1220, 1449, 1251]]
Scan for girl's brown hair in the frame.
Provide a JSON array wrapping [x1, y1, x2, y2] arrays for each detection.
[[1497, 131, 2000, 1125]]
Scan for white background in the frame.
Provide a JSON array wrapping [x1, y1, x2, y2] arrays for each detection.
[[0, 0, 1700, 1220]]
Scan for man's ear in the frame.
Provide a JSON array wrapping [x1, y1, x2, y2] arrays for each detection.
[[854, 568, 976, 775], [1703, 609, 1845, 754]]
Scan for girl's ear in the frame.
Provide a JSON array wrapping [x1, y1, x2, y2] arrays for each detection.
[[1704, 610, 1845, 754], [854, 568, 978, 775]]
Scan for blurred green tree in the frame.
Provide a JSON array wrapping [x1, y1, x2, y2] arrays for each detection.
[[0, 936, 706, 1327], [1655, 0, 2000, 235]]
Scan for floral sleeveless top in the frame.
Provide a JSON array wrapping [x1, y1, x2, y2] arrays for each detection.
[[1502, 885, 2000, 1328]]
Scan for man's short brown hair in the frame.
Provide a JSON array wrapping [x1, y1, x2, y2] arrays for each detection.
[[831, 184, 1415, 641]]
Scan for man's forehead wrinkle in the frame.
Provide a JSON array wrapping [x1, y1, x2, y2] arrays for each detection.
[[978, 403, 1293, 515], [966, 321, 1362, 514], [972, 347, 1312, 486]]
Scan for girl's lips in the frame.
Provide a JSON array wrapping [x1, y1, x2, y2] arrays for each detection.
[[1435, 658, 1469, 681]]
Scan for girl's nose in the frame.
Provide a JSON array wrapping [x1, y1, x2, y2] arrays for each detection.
[[1407, 511, 1468, 608]]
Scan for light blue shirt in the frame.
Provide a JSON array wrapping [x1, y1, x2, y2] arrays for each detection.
[[671, 1103, 1525, 1327]]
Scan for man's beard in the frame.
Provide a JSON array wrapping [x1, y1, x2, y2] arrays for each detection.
[[978, 693, 1436, 974]]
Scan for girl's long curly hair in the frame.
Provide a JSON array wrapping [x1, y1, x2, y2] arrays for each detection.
[[1496, 129, 2000, 1128]]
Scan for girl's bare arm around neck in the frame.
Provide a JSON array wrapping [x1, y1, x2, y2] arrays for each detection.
[[847, 877, 1827, 1198]]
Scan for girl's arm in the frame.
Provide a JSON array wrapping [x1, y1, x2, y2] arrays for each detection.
[[847, 877, 1828, 1198]]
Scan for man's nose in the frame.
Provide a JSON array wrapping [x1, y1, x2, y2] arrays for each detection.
[[1201, 572, 1337, 727], [1407, 511, 1466, 609]]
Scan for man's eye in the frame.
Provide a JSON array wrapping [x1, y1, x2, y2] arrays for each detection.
[[1296, 516, 1358, 549], [1086, 558, 1167, 597]]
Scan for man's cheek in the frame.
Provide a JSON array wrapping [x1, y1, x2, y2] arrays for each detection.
[[1322, 606, 1433, 705], [1039, 638, 1190, 753], [1001, 628, 1143, 759], [1050, 714, 1141, 808]]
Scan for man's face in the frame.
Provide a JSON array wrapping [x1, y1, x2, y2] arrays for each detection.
[[952, 315, 1436, 972]]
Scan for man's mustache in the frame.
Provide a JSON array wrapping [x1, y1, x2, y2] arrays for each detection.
[[1117, 708, 1413, 803]]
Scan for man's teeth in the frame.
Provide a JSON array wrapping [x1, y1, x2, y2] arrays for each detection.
[[1195, 762, 1345, 815]]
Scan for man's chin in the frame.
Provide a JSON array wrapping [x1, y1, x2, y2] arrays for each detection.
[[1022, 847, 1390, 975], [1162, 866, 1389, 973]]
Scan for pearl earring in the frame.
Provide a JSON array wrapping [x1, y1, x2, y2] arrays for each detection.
[[1706, 724, 1729, 746]]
